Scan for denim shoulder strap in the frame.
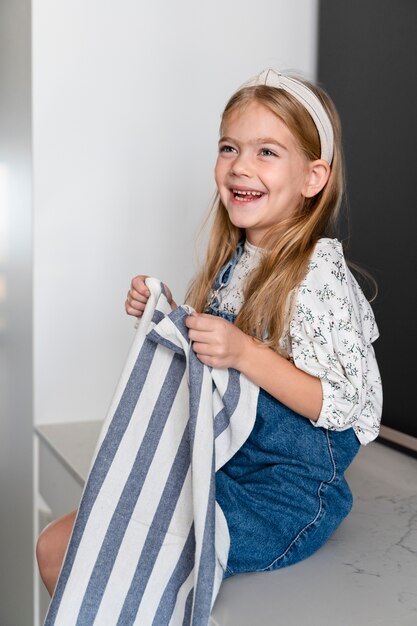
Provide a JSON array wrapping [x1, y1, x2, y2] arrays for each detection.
[[205, 240, 245, 313]]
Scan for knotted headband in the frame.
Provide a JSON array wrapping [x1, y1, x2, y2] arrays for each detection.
[[244, 69, 334, 164]]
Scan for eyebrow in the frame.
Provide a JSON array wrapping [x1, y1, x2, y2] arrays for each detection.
[[218, 136, 288, 151]]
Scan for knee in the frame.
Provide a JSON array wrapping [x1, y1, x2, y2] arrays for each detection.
[[36, 524, 54, 575], [36, 510, 76, 596], [36, 523, 61, 594]]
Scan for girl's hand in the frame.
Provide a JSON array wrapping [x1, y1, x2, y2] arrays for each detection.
[[185, 313, 251, 370], [125, 275, 175, 317], [187, 313, 322, 420]]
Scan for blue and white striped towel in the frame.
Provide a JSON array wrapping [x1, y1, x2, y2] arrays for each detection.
[[45, 278, 259, 626]]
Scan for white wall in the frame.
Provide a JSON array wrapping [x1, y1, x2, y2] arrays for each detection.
[[33, 0, 319, 426], [0, 2, 318, 622]]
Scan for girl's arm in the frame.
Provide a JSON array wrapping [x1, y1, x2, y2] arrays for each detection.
[[237, 337, 322, 421], [185, 313, 322, 421]]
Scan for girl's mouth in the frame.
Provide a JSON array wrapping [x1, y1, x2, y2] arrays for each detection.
[[231, 189, 265, 202]]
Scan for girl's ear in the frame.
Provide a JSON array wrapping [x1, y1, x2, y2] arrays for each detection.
[[302, 160, 331, 198]]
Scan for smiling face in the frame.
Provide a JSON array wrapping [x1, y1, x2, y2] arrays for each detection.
[[214, 100, 315, 246]]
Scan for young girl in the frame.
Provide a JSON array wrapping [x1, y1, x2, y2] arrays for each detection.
[[37, 69, 382, 591]]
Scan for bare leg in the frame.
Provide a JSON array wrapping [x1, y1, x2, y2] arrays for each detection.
[[36, 510, 77, 596]]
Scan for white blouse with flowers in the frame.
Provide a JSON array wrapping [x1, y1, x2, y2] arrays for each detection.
[[218, 238, 383, 445]]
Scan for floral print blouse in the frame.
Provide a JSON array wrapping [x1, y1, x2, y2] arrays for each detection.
[[219, 238, 382, 445]]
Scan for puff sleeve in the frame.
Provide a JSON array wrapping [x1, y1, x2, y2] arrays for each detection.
[[289, 239, 382, 445]]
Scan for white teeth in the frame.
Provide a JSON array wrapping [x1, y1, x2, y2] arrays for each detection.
[[232, 189, 263, 197]]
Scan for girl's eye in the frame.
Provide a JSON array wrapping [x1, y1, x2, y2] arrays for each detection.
[[260, 148, 278, 157], [219, 145, 237, 154]]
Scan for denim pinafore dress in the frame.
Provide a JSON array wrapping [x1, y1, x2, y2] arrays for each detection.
[[206, 242, 360, 577]]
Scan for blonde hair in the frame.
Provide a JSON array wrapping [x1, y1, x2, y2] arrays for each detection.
[[186, 78, 344, 351]]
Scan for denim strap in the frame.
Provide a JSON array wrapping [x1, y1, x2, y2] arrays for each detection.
[[205, 240, 245, 314]]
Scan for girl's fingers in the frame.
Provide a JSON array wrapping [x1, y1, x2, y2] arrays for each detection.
[[191, 342, 219, 356], [185, 313, 218, 331], [125, 301, 145, 317], [131, 276, 150, 295], [128, 289, 149, 305], [186, 328, 214, 344], [125, 289, 148, 316], [126, 299, 146, 312], [126, 275, 151, 318]]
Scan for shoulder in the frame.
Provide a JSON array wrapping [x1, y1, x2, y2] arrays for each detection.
[[303, 237, 347, 290], [296, 238, 349, 317], [294, 238, 379, 343]]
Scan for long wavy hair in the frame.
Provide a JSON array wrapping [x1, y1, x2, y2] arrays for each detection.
[[186, 78, 344, 351]]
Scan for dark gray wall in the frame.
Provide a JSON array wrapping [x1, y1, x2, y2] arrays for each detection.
[[318, 0, 417, 440]]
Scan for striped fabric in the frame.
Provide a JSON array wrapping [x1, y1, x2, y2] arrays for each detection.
[[45, 278, 259, 626]]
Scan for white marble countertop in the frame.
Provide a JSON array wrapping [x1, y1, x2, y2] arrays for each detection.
[[211, 441, 417, 626], [34, 422, 417, 625]]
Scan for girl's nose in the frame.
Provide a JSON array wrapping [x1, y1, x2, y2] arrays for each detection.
[[230, 153, 252, 177]]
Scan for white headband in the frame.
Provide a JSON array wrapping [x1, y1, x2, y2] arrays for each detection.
[[244, 69, 334, 164]]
